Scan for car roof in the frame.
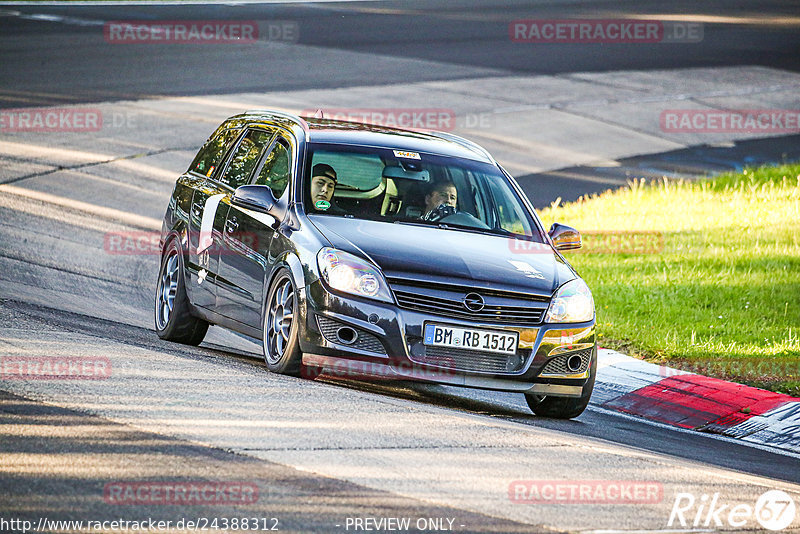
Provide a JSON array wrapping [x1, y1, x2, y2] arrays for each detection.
[[233, 110, 496, 165]]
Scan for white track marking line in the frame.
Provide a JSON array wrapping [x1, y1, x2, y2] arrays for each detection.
[[0, 184, 161, 230]]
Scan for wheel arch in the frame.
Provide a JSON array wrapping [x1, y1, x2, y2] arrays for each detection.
[[161, 220, 190, 255], [160, 223, 194, 299], [161, 221, 189, 265], [265, 251, 306, 291], [261, 252, 306, 317]]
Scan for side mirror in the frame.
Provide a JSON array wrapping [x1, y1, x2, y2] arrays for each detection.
[[231, 185, 279, 215], [548, 223, 582, 251]]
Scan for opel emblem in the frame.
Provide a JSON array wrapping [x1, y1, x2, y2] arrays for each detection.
[[463, 292, 485, 312]]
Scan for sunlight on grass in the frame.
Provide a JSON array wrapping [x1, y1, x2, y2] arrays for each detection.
[[539, 163, 800, 394]]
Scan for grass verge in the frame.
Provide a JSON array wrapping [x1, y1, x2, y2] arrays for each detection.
[[538, 163, 800, 396]]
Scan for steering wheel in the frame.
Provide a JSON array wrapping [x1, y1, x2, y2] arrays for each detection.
[[422, 203, 457, 222]]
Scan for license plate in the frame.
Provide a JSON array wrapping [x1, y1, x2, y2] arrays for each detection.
[[423, 323, 518, 355]]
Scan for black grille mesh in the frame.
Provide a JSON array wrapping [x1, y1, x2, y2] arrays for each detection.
[[316, 316, 386, 355], [389, 279, 548, 326], [540, 349, 592, 376], [411, 346, 528, 374]]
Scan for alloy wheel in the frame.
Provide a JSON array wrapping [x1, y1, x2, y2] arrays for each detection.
[[155, 250, 179, 330], [265, 277, 295, 364]]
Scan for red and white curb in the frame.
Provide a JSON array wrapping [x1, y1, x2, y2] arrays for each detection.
[[593, 349, 800, 454]]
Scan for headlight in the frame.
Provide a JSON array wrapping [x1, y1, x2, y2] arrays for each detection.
[[317, 247, 393, 303], [545, 279, 594, 323]]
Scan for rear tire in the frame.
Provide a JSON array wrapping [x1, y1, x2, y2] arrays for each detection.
[[154, 239, 209, 345], [262, 269, 302, 376], [525, 354, 596, 419]]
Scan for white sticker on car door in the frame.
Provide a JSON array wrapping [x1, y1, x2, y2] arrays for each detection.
[[197, 194, 225, 254]]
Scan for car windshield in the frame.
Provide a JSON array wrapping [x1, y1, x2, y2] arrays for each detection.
[[304, 143, 545, 241]]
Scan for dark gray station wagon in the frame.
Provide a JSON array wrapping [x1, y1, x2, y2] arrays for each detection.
[[156, 110, 596, 418]]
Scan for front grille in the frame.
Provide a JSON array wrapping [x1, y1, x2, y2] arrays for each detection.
[[540, 349, 592, 376], [411, 345, 530, 374], [316, 316, 387, 355], [389, 278, 548, 326]]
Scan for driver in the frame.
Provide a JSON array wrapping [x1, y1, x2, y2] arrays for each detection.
[[422, 180, 458, 220]]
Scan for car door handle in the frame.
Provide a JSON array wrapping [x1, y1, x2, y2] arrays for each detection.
[[225, 218, 239, 233]]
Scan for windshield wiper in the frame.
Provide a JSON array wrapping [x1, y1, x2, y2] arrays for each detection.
[[394, 220, 434, 228], [438, 223, 511, 237], [394, 220, 511, 238]]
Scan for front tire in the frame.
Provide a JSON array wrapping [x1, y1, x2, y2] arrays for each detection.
[[154, 239, 209, 345], [525, 355, 596, 419], [262, 269, 302, 376]]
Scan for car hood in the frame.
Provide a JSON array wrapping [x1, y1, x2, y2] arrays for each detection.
[[308, 216, 576, 295]]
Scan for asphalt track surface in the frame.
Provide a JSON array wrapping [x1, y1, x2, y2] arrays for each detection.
[[1, 0, 799, 107], [1, 1, 800, 532]]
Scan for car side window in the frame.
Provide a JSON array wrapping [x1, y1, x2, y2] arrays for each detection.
[[485, 175, 534, 236], [253, 138, 291, 198], [189, 127, 242, 177], [218, 129, 273, 189]]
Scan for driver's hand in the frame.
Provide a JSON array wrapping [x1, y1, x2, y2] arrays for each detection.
[[423, 203, 457, 222]]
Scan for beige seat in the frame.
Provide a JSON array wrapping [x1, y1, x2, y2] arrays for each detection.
[[381, 178, 402, 216]]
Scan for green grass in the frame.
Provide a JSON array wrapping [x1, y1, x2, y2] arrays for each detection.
[[538, 163, 800, 396]]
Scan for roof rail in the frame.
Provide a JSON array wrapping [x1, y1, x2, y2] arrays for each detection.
[[243, 109, 309, 132], [426, 130, 495, 163]]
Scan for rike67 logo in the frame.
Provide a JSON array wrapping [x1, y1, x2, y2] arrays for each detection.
[[669, 490, 797, 531]]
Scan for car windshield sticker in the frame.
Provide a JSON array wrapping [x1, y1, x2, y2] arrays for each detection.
[[206, 165, 215, 177], [393, 150, 420, 160], [507, 259, 545, 280], [315, 200, 331, 211], [197, 194, 225, 254]]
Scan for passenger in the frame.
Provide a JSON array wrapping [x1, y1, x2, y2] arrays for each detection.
[[309, 163, 344, 214]]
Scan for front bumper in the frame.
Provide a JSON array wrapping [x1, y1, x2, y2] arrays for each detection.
[[298, 280, 596, 396]]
